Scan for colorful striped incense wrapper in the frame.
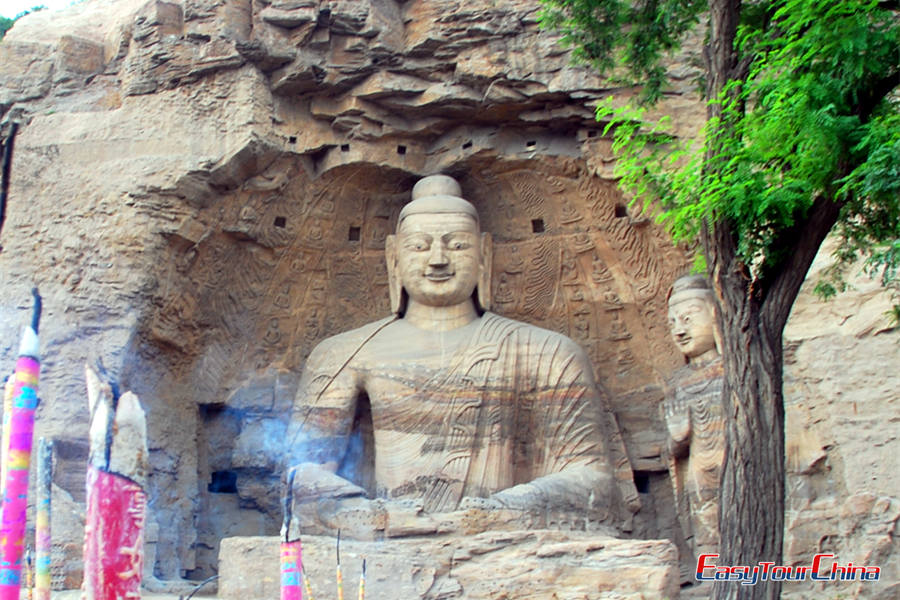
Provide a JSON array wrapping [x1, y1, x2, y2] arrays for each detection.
[[280, 542, 303, 600], [82, 366, 148, 600], [0, 289, 41, 600], [34, 438, 52, 600], [281, 467, 303, 600], [358, 558, 365, 600]]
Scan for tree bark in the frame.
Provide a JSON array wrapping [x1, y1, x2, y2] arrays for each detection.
[[703, 1, 788, 599], [710, 223, 786, 600], [702, 1, 853, 596]]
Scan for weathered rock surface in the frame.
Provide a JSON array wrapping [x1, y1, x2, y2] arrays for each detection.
[[218, 532, 681, 600], [1, 0, 698, 580], [0, 0, 896, 597], [779, 238, 899, 600]]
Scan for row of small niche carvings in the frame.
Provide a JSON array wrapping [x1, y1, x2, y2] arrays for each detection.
[[332, 207, 632, 243], [286, 138, 562, 153]]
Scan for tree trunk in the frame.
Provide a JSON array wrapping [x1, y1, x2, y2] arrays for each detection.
[[704, 2, 787, 598], [700, 1, 853, 597], [710, 230, 786, 600], [709, 195, 845, 600]]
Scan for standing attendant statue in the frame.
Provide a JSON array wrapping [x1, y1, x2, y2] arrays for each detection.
[[663, 275, 726, 565], [282, 174, 638, 541]]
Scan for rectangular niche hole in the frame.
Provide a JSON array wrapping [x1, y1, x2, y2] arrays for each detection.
[[208, 470, 238, 494], [526, 140, 537, 148], [288, 136, 297, 144], [531, 218, 545, 233], [348, 226, 361, 241], [615, 204, 628, 218], [587, 130, 598, 138], [341, 144, 350, 152], [274, 216, 287, 228], [462, 140, 473, 149], [633, 471, 651, 494], [397, 145, 407, 155]]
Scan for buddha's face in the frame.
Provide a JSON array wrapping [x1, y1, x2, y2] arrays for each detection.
[[667, 297, 717, 359], [396, 212, 481, 307]]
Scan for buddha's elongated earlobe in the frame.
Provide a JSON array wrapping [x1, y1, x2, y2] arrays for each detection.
[[477, 232, 492, 312], [386, 234, 403, 315]]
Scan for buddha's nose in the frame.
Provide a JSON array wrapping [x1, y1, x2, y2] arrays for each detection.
[[428, 244, 449, 267]]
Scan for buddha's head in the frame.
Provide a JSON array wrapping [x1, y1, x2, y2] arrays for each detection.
[[667, 274, 720, 362], [386, 175, 492, 315]]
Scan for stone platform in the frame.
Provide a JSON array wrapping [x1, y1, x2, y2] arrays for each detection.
[[219, 531, 680, 600]]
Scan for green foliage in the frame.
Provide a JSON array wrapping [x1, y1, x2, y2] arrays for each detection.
[[0, 6, 48, 41], [547, 1, 900, 296], [0, 17, 14, 39]]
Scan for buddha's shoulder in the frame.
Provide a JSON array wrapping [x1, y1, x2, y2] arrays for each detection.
[[481, 312, 588, 356], [306, 316, 397, 366]]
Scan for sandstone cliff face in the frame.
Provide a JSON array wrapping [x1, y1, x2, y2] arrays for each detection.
[[781, 240, 899, 599], [0, 0, 896, 597]]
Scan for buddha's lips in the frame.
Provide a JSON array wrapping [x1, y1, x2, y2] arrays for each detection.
[[425, 272, 454, 281]]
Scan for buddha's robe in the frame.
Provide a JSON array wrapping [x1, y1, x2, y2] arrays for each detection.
[[286, 312, 637, 522], [664, 359, 725, 557]]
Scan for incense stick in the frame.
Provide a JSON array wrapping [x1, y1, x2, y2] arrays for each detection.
[[301, 561, 314, 600], [34, 438, 52, 600], [0, 374, 13, 501], [357, 558, 366, 600], [336, 530, 343, 600]]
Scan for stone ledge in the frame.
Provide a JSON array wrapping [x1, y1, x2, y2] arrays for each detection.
[[219, 531, 680, 600]]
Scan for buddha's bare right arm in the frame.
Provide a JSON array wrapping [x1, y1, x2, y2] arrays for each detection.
[[283, 339, 361, 472]]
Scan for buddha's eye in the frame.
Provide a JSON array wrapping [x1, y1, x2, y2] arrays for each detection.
[[405, 238, 430, 251], [450, 240, 470, 250]]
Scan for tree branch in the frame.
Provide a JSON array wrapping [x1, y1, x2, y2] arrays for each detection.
[[759, 67, 899, 334], [857, 70, 900, 123], [759, 194, 845, 335]]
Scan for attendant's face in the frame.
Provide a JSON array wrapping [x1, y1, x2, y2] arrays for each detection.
[[396, 212, 480, 307], [667, 297, 717, 359]]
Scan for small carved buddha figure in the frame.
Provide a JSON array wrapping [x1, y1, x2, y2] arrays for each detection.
[[663, 275, 726, 565], [282, 175, 638, 541]]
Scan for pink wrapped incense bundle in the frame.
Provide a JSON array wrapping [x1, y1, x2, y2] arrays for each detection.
[[82, 366, 149, 600], [0, 289, 41, 599], [281, 467, 303, 600], [280, 542, 303, 600]]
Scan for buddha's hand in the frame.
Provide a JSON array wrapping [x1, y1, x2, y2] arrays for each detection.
[[456, 486, 544, 530], [663, 394, 691, 446], [283, 462, 366, 502], [458, 496, 506, 511]]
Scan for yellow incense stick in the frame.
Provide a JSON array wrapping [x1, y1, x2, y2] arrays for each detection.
[[25, 547, 33, 600], [336, 530, 343, 600], [300, 562, 314, 600], [0, 374, 13, 499], [336, 565, 343, 600]]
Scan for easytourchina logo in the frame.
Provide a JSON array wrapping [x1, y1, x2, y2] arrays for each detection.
[[696, 553, 881, 586]]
